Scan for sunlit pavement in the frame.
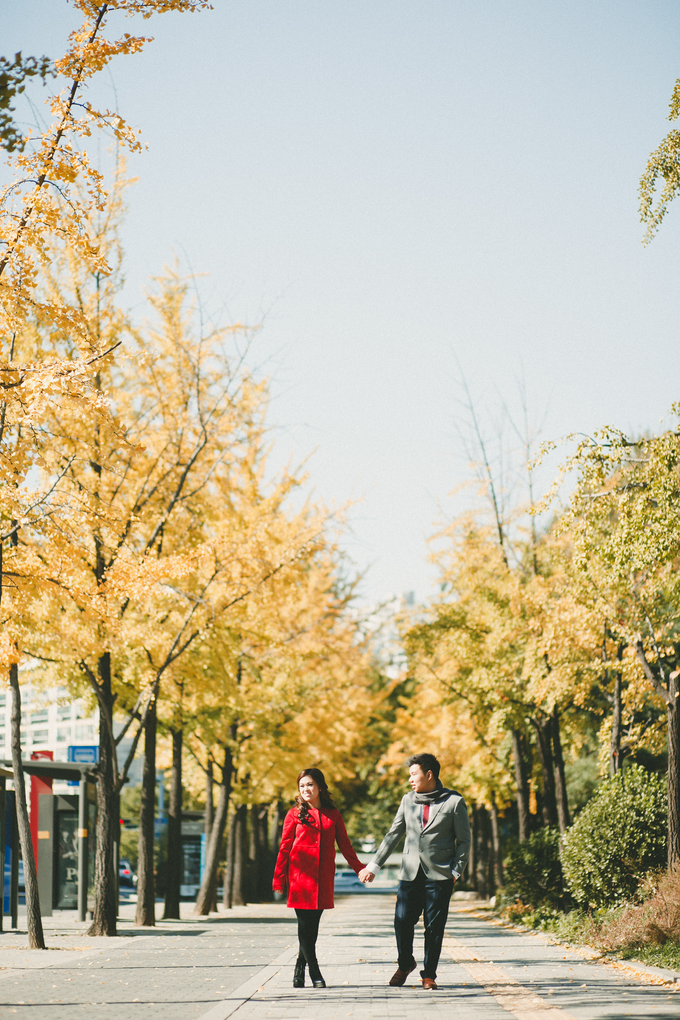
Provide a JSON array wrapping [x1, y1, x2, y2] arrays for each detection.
[[0, 895, 679, 1019]]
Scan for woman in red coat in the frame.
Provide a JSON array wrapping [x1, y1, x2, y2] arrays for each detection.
[[272, 767, 364, 988]]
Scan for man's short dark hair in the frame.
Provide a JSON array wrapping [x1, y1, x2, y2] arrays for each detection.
[[406, 753, 440, 779]]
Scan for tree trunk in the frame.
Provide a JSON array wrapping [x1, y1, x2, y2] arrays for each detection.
[[205, 761, 217, 912], [610, 671, 622, 777], [551, 707, 571, 832], [88, 652, 119, 936], [668, 671, 680, 867], [223, 807, 236, 908], [467, 803, 477, 889], [248, 804, 259, 901], [475, 804, 490, 899], [249, 804, 271, 902], [256, 805, 272, 901], [136, 696, 157, 926], [231, 805, 248, 906], [490, 793, 503, 887], [269, 800, 284, 875], [163, 727, 182, 919], [9, 665, 45, 949], [272, 800, 284, 853], [511, 729, 531, 842], [205, 758, 214, 839], [194, 748, 233, 916], [533, 716, 559, 828]]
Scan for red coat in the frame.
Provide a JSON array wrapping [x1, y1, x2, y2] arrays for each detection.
[[272, 805, 363, 909]]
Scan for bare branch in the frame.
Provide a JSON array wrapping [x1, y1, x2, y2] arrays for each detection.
[[118, 719, 145, 789], [114, 689, 145, 746], [634, 640, 671, 706]]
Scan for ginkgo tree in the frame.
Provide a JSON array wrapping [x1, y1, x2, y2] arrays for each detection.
[[402, 504, 605, 880], [640, 76, 680, 241], [0, 0, 211, 408], [22, 259, 276, 934], [126, 449, 329, 924], [13, 147, 380, 939], [0, 0, 212, 947], [182, 515, 379, 916]]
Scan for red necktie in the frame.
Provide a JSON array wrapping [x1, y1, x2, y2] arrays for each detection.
[[422, 804, 430, 827]]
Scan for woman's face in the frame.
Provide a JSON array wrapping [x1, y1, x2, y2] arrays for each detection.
[[299, 775, 320, 804]]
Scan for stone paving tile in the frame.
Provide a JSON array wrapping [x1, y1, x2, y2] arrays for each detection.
[[442, 910, 680, 1019], [0, 903, 298, 1020], [3, 896, 680, 1020], [210, 896, 680, 1020], [232, 899, 521, 1020]]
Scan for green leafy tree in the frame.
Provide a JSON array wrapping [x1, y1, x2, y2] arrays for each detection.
[[640, 78, 680, 242], [549, 415, 680, 865]]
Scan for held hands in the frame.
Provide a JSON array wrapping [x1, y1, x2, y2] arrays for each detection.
[[358, 867, 375, 884]]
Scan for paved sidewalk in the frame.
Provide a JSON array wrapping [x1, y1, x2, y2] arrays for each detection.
[[1, 895, 680, 1019], [202, 897, 680, 1020], [0, 902, 297, 1019]]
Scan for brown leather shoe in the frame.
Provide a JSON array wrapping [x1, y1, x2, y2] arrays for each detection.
[[422, 978, 438, 990], [388, 960, 417, 986]]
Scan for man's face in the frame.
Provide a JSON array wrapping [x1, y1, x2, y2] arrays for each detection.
[[409, 764, 435, 793]]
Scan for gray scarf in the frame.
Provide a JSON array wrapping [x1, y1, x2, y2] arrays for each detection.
[[413, 779, 451, 804]]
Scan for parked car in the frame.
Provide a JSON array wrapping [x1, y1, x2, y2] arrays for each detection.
[[119, 859, 137, 888], [334, 869, 364, 892]]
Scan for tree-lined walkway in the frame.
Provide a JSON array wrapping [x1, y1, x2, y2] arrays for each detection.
[[0, 895, 679, 1019]]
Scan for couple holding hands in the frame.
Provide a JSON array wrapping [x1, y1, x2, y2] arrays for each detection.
[[272, 753, 471, 991]]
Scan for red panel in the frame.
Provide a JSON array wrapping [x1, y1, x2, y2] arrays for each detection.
[[30, 750, 53, 871]]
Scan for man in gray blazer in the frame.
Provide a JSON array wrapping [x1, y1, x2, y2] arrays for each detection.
[[358, 753, 471, 990]]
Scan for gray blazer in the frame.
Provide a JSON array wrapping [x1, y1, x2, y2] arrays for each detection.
[[370, 790, 471, 882]]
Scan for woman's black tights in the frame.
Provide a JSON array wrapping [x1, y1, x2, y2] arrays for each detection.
[[295, 908, 324, 979]]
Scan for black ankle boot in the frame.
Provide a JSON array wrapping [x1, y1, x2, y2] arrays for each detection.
[[293, 956, 306, 988], [308, 962, 325, 988]]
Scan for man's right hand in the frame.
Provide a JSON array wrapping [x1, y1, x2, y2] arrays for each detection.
[[358, 868, 375, 883]]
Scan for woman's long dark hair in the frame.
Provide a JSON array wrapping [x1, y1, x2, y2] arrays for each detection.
[[295, 768, 336, 824]]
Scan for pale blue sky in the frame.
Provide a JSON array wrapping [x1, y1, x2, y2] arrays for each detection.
[[4, 1, 680, 602]]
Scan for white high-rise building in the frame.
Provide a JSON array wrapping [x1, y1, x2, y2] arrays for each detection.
[[360, 591, 416, 679], [0, 684, 98, 761]]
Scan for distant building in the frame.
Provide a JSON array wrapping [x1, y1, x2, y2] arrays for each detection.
[[360, 591, 417, 679], [0, 684, 98, 759], [1, 679, 143, 788]]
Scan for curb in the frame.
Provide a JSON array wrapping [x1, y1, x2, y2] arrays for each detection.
[[467, 907, 680, 987], [604, 957, 680, 985]]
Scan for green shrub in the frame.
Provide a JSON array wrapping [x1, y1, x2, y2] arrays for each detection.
[[503, 827, 566, 910], [560, 763, 666, 908], [565, 756, 600, 815]]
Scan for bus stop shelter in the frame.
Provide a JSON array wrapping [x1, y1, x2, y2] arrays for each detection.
[[1, 759, 98, 924], [0, 766, 16, 930]]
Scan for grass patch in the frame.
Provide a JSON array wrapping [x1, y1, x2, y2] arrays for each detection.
[[618, 942, 680, 971]]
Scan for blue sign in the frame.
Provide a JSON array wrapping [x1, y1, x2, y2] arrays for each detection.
[[67, 745, 98, 785], [67, 745, 99, 764], [4, 791, 15, 914]]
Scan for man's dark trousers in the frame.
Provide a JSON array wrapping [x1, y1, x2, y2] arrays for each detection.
[[394, 865, 454, 980]]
